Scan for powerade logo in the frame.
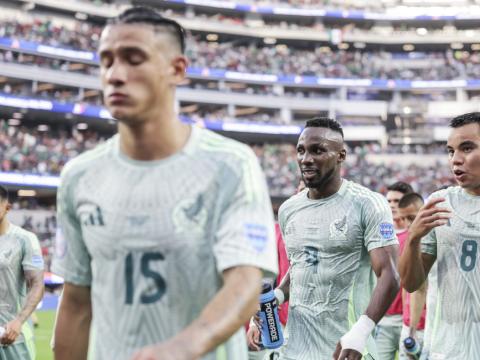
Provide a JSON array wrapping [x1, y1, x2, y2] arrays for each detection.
[[263, 301, 278, 342], [379, 222, 394, 239]]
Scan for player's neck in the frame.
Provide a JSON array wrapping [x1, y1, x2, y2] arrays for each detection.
[[0, 219, 10, 236], [464, 185, 480, 197], [307, 176, 342, 200], [118, 115, 191, 161]]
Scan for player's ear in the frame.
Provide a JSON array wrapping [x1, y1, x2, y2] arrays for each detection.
[[5, 202, 11, 212], [170, 55, 188, 85], [338, 148, 346, 163]]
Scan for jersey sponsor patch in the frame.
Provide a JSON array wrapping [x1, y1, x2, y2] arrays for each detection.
[[379, 222, 394, 239], [55, 226, 67, 259], [244, 223, 268, 252], [31, 255, 44, 268]]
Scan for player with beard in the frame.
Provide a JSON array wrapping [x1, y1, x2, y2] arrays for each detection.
[[272, 117, 399, 360]]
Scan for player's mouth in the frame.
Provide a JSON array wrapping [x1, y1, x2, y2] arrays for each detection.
[[108, 92, 129, 104], [453, 169, 467, 181], [301, 168, 318, 180]]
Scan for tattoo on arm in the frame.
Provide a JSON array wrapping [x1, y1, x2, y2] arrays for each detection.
[[17, 270, 44, 324]]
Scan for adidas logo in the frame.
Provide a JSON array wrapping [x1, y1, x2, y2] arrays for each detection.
[[78, 202, 105, 227]]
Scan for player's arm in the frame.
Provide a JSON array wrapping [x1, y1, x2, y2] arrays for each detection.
[[54, 283, 92, 360], [131, 265, 262, 360], [399, 197, 450, 292], [366, 244, 400, 322], [334, 244, 400, 360], [409, 281, 427, 337], [1, 269, 44, 345]]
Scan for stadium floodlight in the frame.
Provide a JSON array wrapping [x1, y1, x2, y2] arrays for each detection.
[[471, 44, 480, 50], [263, 37, 277, 45], [403, 44, 415, 51], [416, 28, 428, 36], [17, 190, 36, 197], [75, 12, 88, 20], [206, 34, 218, 41], [451, 42, 464, 49]]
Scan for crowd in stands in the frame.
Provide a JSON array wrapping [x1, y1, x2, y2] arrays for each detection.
[[0, 123, 455, 198], [2, 17, 480, 82], [0, 121, 105, 175]]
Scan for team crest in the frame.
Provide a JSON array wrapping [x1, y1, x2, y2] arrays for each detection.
[[329, 216, 348, 241], [172, 194, 208, 234]]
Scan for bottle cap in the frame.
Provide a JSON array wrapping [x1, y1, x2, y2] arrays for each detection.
[[404, 337, 415, 349], [261, 282, 272, 294]]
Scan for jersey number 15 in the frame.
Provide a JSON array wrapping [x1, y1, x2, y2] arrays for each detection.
[[125, 252, 167, 304]]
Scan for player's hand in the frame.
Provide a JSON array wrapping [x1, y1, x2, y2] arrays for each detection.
[[333, 342, 362, 360], [408, 197, 451, 242], [130, 340, 197, 360], [1, 318, 22, 345], [247, 323, 262, 351]]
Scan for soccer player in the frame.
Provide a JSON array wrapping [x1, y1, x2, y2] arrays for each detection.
[[0, 185, 44, 360], [396, 193, 426, 359], [270, 118, 399, 360], [52, 7, 278, 360], [399, 112, 480, 359], [376, 181, 413, 360], [386, 182, 414, 232]]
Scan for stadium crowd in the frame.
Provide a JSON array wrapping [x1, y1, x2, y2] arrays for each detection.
[[0, 123, 454, 198], [2, 18, 480, 81]]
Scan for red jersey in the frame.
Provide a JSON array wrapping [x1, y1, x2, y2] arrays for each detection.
[[275, 223, 289, 326]]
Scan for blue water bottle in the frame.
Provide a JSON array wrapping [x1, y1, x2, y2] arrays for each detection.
[[403, 337, 421, 359], [259, 282, 284, 349]]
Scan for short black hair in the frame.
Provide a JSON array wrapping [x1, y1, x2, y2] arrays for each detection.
[[450, 112, 480, 129], [109, 7, 186, 53], [305, 117, 344, 138], [399, 192, 424, 208], [387, 181, 414, 195], [0, 185, 9, 201]]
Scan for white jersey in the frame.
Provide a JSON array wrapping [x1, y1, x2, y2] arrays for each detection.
[[0, 224, 43, 344], [278, 179, 397, 360], [421, 186, 480, 359], [52, 126, 278, 360]]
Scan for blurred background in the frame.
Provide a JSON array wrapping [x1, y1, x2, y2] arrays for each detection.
[[0, 0, 476, 357]]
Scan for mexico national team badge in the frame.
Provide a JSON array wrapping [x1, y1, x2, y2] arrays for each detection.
[[379, 222, 394, 240], [329, 216, 348, 241]]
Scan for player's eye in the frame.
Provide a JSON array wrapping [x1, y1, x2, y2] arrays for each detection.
[[100, 55, 113, 68], [128, 53, 145, 65]]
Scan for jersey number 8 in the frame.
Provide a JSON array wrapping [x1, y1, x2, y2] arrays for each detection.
[[460, 240, 478, 272]]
